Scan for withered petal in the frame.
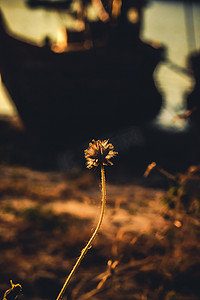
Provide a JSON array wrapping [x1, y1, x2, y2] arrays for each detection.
[[85, 139, 118, 168]]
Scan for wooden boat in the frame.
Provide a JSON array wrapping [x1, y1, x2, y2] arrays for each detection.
[[0, 1, 165, 144]]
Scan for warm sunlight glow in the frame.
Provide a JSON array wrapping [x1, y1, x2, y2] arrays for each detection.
[[91, 0, 110, 22], [87, 4, 99, 22], [0, 73, 17, 116], [174, 220, 182, 228], [71, 0, 82, 16], [151, 40, 162, 49], [75, 19, 85, 31], [51, 27, 68, 53], [127, 8, 139, 24], [112, 0, 122, 18]]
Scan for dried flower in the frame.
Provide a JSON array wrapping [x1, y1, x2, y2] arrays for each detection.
[[56, 139, 117, 300], [85, 139, 118, 168]]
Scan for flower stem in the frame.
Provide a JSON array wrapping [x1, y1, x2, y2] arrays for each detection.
[[56, 166, 106, 300]]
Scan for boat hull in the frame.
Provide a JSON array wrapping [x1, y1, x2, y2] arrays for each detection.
[[0, 10, 164, 144]]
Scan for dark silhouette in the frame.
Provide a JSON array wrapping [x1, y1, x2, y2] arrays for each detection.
[[0, 1, 165, 146], [186, 51, 200, 129]]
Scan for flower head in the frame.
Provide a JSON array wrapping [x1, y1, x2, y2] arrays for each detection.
[[85, 139, 118, 169]]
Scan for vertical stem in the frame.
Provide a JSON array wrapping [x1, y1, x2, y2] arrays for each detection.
[[56, 166, 106, 300]]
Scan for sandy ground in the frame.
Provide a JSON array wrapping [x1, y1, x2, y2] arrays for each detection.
[[0, 161, 200, 300]]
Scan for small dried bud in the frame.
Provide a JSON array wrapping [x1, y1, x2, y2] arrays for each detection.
[[144, 162, 157, 178], [84, 139, 118, 169]]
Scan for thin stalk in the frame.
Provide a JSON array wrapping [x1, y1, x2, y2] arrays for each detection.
[[56, 166, 106, 300], [158, 168, 177, 182]]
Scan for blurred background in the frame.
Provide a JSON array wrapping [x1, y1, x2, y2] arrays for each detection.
[[0, 0, 199, 128], [0, 0, 200, 172]]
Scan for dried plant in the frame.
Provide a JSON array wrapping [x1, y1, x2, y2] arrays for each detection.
[[144, 162, 200, 214], [56, 139, 117, 300], [3, 280, 22, 300]]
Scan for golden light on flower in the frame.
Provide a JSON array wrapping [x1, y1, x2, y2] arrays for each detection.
[[85, 139, 118, 169], [51, 27, 68, 53], [57, 139, 116, 300]]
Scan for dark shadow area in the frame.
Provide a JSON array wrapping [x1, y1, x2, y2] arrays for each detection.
[[0, 0, 165, 144], [1, 114, 200, 180]]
